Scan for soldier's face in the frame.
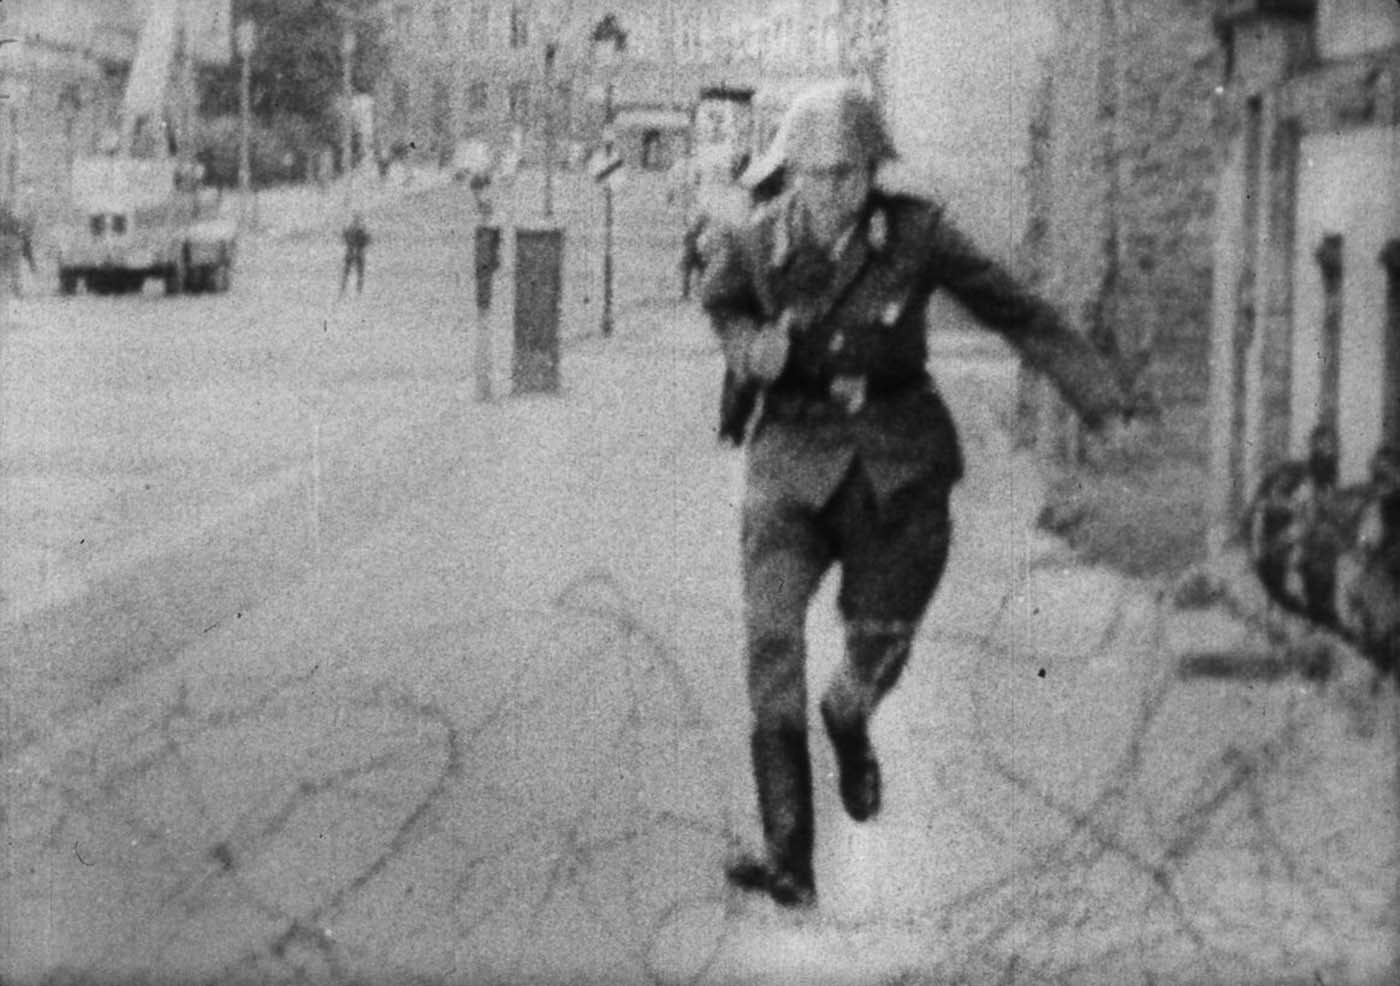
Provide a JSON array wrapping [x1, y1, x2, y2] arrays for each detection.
[[791, 162, 871, 239]]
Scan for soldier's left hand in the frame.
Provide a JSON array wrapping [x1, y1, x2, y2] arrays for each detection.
[[745, 325, 790, 384]]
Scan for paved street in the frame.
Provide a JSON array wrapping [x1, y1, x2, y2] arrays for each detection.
[[1, 169, 670, 750], [2, 174, 1397, 985]]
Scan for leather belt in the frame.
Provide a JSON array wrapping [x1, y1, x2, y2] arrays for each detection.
[[766, 374, 926, 419]]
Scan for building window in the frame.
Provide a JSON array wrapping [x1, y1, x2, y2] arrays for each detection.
[[819, 15, 839, 63], [394, 3, 413, 39], [1315, 234, 1346, 439], [510, 3, 530, 49], [629, 16, 652, 59], [554, 82, 571, 130], [432, 78, 453, 162], [1381, 240, 1400, 450], [508, 82, 530, 123], [468, 81, 489, 113], [470, 0, 491, 43]]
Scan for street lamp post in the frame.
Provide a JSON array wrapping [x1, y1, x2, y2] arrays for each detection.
[[340, 25, 356, 176], [592, 15, 627, 339], [544, 43, 557, 219], [236, 21, 256, 220], [601, 78, 614, 337]]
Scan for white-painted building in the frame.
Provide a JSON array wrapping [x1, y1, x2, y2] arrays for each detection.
[[1208, 0, 1400, 549]]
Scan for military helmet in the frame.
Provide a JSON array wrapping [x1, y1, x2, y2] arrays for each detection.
[[776, 81, 895, 171], [740, 81, 894, 194]]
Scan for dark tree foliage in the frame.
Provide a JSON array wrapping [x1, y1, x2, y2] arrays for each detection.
[[199, 0, 388, 145]]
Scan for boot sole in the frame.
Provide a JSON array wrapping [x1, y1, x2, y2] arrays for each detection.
[[724, 857, 816, 909]]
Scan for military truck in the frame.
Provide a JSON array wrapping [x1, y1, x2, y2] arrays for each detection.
[[55, 0, 237, 297], [58, 156, 235, 296]]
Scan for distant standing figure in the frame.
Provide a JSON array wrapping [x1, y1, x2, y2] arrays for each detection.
[[341, 212, 371, 296], [0, 201, 37, 298]]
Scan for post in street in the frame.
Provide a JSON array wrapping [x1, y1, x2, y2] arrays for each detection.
[[591, 14, 627, 338], [601, 80, 615, 338], [340, 24, 355, 178], [236, 20, 255, 227], [474, 224, 502, 403]]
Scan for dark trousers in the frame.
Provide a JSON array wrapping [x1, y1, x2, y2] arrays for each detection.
[[739, 460, 952, 881], [341, 253, 366, 294]]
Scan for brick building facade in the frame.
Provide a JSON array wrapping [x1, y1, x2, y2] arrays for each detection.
[[1017, 0, 1225, 460]]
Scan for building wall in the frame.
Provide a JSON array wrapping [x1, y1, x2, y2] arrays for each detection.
[[1318, 0, 1400, 57], [375, 0, 870, 169], [885, 0, 1052, 256], [1018, 0, 1224, 457], [1291, 125, 1400, 479], [1207, 0, 1400, 549]]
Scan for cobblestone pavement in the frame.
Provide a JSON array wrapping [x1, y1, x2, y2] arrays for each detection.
[[4, 234, 1397, 986]]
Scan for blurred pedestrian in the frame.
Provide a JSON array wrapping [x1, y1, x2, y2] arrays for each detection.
[[700, 81, 1143, 908], [340, 211, 371, 296], [0, 199, 38, 298], [681, 150, 752, 301]]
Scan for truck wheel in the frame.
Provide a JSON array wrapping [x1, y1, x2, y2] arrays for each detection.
[[164, 262, 184, 296], [58, 270, 78, 296], [211, 261, 231, 294]]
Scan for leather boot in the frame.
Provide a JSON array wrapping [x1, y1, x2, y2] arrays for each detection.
[[820, 697, 881, 822], [725, 726, 816, 907]]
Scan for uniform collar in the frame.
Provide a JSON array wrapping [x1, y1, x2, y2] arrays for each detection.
[[772, 191, 890, 268], [770, 192, 890, 269]]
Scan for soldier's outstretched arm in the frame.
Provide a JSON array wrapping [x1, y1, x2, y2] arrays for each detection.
[[923, 213, 1131, 430]]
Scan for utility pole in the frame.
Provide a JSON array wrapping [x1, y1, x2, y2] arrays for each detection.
[[341, 23, 356, 176], [591, 13, 627, 339], [601, 76, 614, 337], [236, 20, 255, 221], [544, 43, 557, 219]]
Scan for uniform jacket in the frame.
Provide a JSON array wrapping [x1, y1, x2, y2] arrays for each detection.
[[700, 189, 1130, 509]]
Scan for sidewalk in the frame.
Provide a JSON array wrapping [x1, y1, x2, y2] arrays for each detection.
[[4, 297, 1394, 985]]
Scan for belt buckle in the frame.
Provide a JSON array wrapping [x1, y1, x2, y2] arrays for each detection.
[[829, 374, 866, 414]]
